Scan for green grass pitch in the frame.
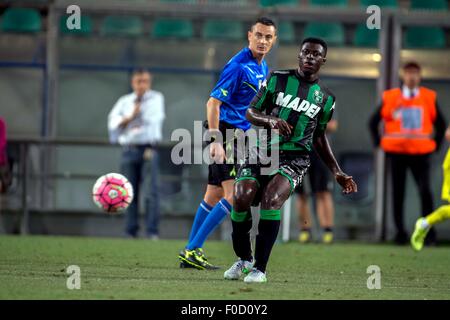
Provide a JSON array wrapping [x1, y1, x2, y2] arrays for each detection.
[[0, 235, 449, 299]]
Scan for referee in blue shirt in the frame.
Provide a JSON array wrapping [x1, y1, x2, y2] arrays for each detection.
[[179, 17, 277, 269]]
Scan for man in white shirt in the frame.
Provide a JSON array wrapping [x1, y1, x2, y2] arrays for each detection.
[[108, 69, 165, 239]]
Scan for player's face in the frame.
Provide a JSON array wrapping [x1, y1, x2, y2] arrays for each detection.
[[248, 23, 277, 57], [298, 42, 326, 76], [402, 68, 421, 89], [131, 72, 151, 97]]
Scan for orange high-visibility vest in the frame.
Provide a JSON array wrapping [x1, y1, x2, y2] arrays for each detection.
[[380, 87, 437, 155]]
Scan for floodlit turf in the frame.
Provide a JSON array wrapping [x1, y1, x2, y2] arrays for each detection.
[[0, 235, 449, 300]]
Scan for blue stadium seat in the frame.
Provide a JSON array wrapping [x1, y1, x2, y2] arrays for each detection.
[[207, 0, 248, 4], [203, 20, 244, 41], [303, 22, 345, 46], [360, 0, 398, 8], [59, 15, 93, 36], [260, 0, 298, 7], [160, 0, 197, 3], [100, 15, 143, 37], [309, 0, 348, 7], [278, 21, 296, 44], [1, 7, 42, 33], [410, 0, 448, 11], [152, 19, 194, 39], [404, 26, 446, 49], [353, 23, 379, 47]]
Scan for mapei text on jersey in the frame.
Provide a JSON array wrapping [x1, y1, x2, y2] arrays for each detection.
[[275, 92, 322, 118]]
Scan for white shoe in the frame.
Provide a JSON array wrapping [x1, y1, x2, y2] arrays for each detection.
[[243, 268, 267, 283], [224, 259, 254, 280]]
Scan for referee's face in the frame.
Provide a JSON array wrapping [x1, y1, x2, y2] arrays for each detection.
[[248, 23, 277, 59], [131, 72, 151, 97]]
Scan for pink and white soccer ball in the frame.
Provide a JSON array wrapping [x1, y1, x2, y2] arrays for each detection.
[[92, 173, 133, 213]]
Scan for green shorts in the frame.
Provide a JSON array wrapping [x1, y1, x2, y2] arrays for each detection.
[[235, 151, 311, 206]]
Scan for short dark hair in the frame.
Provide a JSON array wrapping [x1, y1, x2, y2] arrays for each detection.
[[403, 61, 421, 71], [301, 37, 328, 56], [251, 17, 276, 31], [131, 68, 151, 77]]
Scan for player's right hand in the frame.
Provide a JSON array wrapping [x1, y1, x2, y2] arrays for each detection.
[[335, 171, 358, 194], [267, 117, 293, 137], [210, 142, 226, 164]]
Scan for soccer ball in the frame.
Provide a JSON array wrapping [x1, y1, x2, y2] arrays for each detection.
[[92, 173, 133, 213]]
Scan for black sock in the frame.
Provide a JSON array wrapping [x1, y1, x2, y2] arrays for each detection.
[[324, 227, 333, 233], [231, 212, 253, 262], [254, 219, 281, 273]]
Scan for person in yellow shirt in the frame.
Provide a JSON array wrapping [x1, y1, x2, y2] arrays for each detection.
[[411, 125, 450, 251]]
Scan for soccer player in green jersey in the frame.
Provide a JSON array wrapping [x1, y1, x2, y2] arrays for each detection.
[[224, 38, 358, 283]]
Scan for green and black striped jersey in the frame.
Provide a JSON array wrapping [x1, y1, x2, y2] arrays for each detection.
[[250, 69, 336, 152]]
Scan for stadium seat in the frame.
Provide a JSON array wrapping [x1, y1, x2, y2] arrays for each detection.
[[206, 0, 248, 4], [203, 20, 244, 41], [353, 23, 379, 47], [59, 15, 93, 36], [309, 0, 348, 7], [100, 15, 143, 37], [1, 7, 42, 33], [152, 19, 194, 39], [278, 21, 296, 44], [410, 0, 448, 11], [404, 26, 446, 49], [359, 0, 397, 8], [159, 0, 197, 3], [260, 0, 298, 7], [303, 22, 345, 46]]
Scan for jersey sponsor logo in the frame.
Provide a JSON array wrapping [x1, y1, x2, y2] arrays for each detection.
[[220, 88, 228, 97], [256, 74, 265, 79], [275, 92, 321, 119]]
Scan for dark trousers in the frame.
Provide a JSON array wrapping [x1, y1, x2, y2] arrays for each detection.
[[387, 153, 435, 240], [120, 146, 160, 237]]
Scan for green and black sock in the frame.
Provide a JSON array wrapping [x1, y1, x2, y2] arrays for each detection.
[[231, 209, 253, 262], [254, 209, 281, 273]]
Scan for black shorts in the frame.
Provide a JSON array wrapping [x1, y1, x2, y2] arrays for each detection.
[[295, 150, 333, 195], [206, 120, 241, 186], [208, 163, 237, 186], [235, 150, 310, 205]]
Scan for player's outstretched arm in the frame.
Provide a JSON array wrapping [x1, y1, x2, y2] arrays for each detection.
[[313, 132, 357, 194], [206, 97, 226, 163], [246, 107, 293, 137]]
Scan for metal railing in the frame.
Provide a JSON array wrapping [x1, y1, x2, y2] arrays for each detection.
[[4, 137, 203, 235]]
